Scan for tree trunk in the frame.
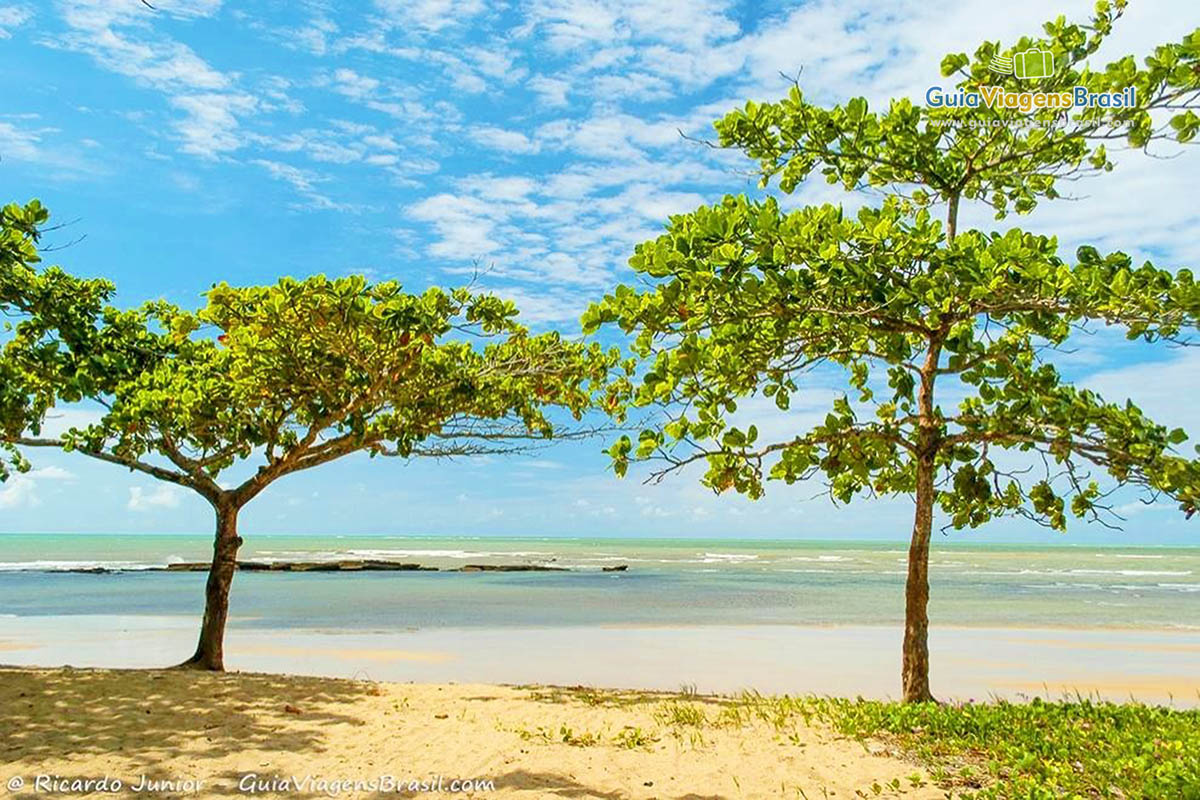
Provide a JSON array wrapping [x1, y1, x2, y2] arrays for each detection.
[[178, 500, 242, 671], [902, 457, 936, 702]]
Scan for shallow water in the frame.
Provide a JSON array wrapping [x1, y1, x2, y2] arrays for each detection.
[[1, 535, 1197, 631]]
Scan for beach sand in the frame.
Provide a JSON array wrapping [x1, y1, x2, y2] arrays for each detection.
[[0, 667, 941, 800], [3, 616, 1199, 707]]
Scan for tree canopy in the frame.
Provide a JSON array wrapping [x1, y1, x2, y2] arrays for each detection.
[[10, 275, 612, 508], [1, 200, 123, 480], [584, 4, 1200, 701], [1, 202, 619, 669]]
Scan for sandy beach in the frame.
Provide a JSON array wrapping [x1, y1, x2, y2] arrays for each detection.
[[1, 667, 943, 799], [3, 615, 1198, 707]]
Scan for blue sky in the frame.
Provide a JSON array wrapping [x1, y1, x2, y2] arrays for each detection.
[[1, 0, 1198, 543]]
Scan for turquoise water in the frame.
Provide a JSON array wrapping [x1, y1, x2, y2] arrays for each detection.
[[0, 535, 1197, 631]]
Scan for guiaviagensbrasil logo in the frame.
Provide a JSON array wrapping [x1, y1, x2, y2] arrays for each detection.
[[988, 49, 1055, 80], [925, 47, 1135, 113]]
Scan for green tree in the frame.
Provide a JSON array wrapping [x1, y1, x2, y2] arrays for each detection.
[[1, 200, 126, 480], [3, 211, 615, 670], [585, 5, 1200, 701]]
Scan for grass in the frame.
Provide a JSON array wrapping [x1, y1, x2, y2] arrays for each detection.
[[526, 685, 1200, 798], [514, 724, 604, 747], [613, 726, 659, 750], [654, 700, 708, 728], [731, 692, 1200, 799]]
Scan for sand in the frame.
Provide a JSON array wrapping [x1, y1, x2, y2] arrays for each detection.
[[0, 667, 942, 800], [5, 617, 1200, 707]]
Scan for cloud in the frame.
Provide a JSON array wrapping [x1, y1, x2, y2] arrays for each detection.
[[372, 0, 486, 32], [170, 92, 257, 157], [468, 125, 541, 155], [0, 120, 45, 161], [0, 466, 76, 510], [49, 0, 257, 159], [1083, 349, 1200, 441], [28, 466, 75, 481], [330, 67, 380, 101], [527, 75, 570, 107], [287, 14, 339, 56], [0, 4, 32, 39], [0, 475, 39, 509], [252, 158, 352, 211], [0, 119, 101, 174], [128, 484, 184, 512]]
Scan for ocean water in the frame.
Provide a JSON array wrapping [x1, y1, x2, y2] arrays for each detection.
[[1, 535, 1197, 633]]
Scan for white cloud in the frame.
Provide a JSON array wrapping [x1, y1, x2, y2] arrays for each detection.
[[252, 158, 351, 211], [128, 484, 184, 512], [0, 119, 100, 174], [28, 466, 75, 481], [289, 14, 338, 56], [0, 475, 39, 509], [0, 4, 32, 38], [49, 0, 257, 159], [527, 75, 570, 107], [170, 92, 257, 157], [1083, 349, 1200, 442], [0, 466, 76, 510], [372, 0, 486, 32], [331, 67, 380, 100], [363, 133, 400, 151], [468, 125, 541, 155], [0, 120, 44, 161], [407, 192, 503, 258]]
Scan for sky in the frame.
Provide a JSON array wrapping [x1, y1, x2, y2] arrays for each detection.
[[1, 0, 1199, 543]]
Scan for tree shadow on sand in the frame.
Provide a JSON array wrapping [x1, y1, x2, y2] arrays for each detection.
[[0, 666, 374, 766]]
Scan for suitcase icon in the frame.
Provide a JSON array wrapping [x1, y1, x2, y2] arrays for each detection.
[[1013, 49, 1055, 79]]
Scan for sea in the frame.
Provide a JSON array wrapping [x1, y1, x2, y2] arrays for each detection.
[[1, 534, 1197, 632]]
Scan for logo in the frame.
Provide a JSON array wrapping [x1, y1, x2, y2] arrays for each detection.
[[925, 46, 1136, 114], [989, 49, 1055, 80]]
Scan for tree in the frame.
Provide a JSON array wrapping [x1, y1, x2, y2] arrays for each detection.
[[1, 200, 128, 481], [585, 6, 1200, 701], [3, 217, 616, 670]]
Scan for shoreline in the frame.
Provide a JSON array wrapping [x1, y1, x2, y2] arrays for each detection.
[[4, 530, 1199, 545], [3, 617, 1198, 707]]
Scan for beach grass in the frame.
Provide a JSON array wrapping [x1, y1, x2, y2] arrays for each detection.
[[802, 694, 1200, 799], [535, 685, 1200, 798]]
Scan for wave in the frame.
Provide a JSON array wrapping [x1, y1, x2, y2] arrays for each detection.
[[785, 555, 852, 563], [1067, 569, 1192, 577], [252, 548, 557, 561], [960, 568, 1192, 577], [0, 560, 159, 572], [701, 553, 759, 561]]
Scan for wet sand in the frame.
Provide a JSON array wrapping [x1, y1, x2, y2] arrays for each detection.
[[2, 615, 1198, 706]]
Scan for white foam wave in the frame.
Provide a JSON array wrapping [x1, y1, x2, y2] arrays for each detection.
[[0, 560, 158, 572], [700, 553, 759, 563], [785, 555, 851, 563]]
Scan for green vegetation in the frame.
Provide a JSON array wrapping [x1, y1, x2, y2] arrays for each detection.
[[531, 684, 1200, 798], [586, 4, 1200, 700], [736, 693, 1200, 799], [0, 200, 122, 482], [515, 724, 606, 747], [612, 726, 659, 750], [0, 204, 619, 670]]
